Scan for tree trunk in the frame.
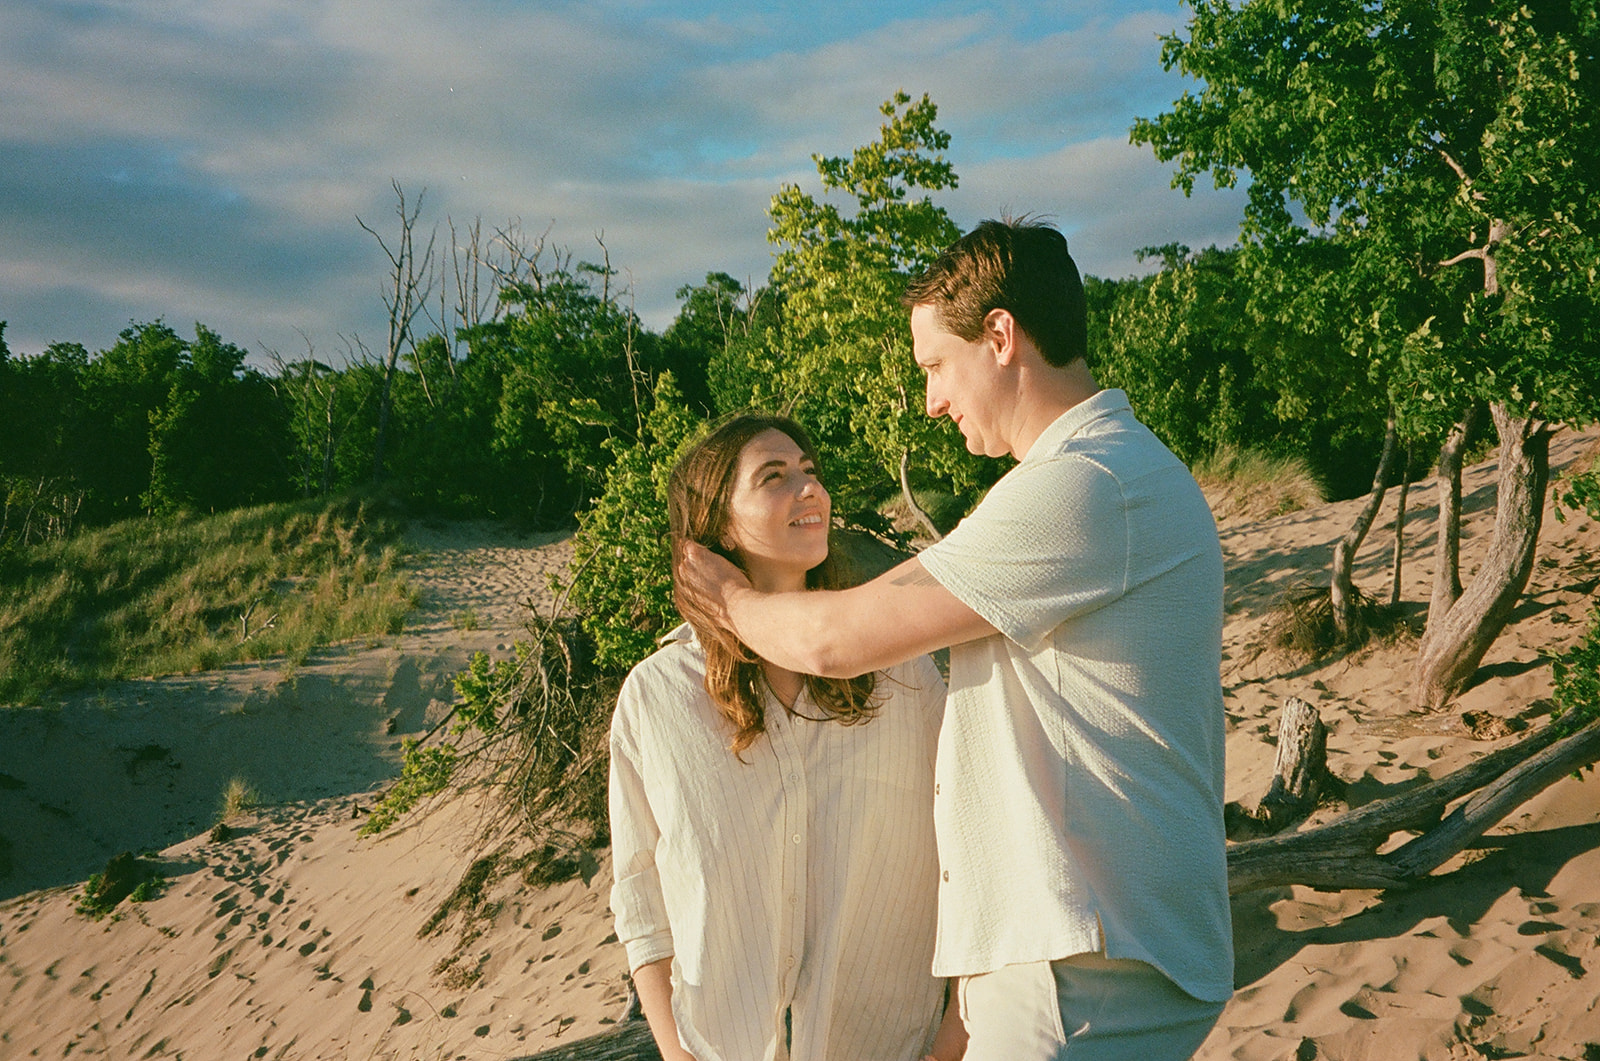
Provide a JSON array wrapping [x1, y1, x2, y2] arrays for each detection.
[[899, 450, 942, 542], [1389, 444, 1411, 607], [1414, 403, 1552, 709], [1426, 406, 1480, 627], [1331, 411, 1399, 639]]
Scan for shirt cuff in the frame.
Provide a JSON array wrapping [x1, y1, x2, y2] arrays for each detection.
[[624, 931, 675, 974]]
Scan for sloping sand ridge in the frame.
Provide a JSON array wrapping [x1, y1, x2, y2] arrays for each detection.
[[4, 436, 1600, 1059]]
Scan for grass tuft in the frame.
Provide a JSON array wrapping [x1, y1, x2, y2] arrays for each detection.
[[1192, 445, 1324, 524], [0, 495, 417, 704], [1267, 581, 1406, 659], [218, 777, 260, 822]]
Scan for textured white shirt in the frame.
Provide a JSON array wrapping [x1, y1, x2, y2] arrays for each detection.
[[609, 625, 947, 1061], [918, 389, 1234, 1002]]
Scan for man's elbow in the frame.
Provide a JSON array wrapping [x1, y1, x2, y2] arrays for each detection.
[[788, 617, 870, 679]]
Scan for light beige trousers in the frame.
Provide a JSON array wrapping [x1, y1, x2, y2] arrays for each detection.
[[958, 953, 1224, 1061]]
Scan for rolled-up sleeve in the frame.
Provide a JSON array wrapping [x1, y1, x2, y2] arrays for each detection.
[[608, 683, 674, 973]]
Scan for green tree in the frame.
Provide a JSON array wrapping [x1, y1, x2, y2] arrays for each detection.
[[1134, 0, 1600, 706], [142, 325, 291, 514], [762, 91, 990, 524]]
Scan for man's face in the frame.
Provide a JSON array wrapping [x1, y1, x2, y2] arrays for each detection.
[[910, 303, 1007, 458]]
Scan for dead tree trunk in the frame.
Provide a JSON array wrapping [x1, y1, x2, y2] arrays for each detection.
[[1228, 714, 1597, 894], [1255, 697, 1332, 831], [358, 180, 435, 484], [1414, 403, 1552, 709], [1331, 411, 1399, 641]]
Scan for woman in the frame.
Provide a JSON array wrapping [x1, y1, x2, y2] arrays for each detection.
[[608, 413, 964, 1061]]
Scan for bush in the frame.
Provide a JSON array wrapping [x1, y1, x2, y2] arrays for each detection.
[[76, 852, 163, 919], [560, 374, 702, 672]]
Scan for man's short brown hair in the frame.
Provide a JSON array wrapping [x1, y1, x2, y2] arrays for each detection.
[[902, 217, 1088, 368]]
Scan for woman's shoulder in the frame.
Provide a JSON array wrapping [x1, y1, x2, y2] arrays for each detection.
[[618, 625, 708, 706]]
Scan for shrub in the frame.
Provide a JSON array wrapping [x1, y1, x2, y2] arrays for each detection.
[[560, 373, 702, 672]]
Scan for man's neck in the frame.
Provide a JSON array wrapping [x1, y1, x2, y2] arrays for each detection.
[[1006, 358, 1100, 460]]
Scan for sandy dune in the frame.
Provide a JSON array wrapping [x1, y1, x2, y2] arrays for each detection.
[[5, 435, 1600, 1060]]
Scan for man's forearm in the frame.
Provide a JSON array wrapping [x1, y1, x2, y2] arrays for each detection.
[[723, 558, 997, 678]]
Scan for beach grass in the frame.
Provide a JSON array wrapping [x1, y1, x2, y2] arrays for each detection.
[[1191, 444, 1325, 524], [0, 495, 418, 704]]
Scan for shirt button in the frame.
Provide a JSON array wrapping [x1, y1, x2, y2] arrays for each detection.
[[792, 834, 802, 844], [942, 870, 950, 882], [934, 783, 940, 795], [786, 956, 795, 967], [789, 895, 798, 905]]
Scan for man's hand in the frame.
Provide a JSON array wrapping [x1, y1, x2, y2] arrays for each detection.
[[675, 540, 751, 632]]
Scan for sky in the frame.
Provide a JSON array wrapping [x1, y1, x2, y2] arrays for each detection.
[[0, 0, 1249, 364]]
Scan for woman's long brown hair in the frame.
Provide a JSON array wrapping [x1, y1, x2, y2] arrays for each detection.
[[668, 413, 879, 755]]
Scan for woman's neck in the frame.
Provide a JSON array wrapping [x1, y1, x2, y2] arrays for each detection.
[[763, 661, 806, 711], [741, 562, 809, 708], [743, 562, 808, 595]]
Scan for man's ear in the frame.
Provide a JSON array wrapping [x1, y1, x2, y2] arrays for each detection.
[[983, 308, 1018, 366]]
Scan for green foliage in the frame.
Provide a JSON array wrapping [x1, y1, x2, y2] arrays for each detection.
[[0, 495, 415, 704], [1132, 0, 1600, 435], [361, 738, 459, 835], [75, 852, 162, 919], [758, 91, 991, 517], [563, 373, 703, 672], [1554, 603, 1600, 734]]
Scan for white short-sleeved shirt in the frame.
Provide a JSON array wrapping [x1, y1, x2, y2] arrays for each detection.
[[608, 625, 948, 1061], [918, 388, 1234, 1003]]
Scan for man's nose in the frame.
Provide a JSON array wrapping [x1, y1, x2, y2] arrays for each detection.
[[925, 383, 947, 419]]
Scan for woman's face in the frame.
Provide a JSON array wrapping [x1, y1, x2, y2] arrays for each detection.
[[722, 428, 830, 591]]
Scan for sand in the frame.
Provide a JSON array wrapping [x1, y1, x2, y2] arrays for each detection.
[[5, 435, 1600, 1060]]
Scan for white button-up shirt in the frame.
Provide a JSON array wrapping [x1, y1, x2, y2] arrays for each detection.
[[609, 625, 947, 1061], [919, 390, 1234, 1003]]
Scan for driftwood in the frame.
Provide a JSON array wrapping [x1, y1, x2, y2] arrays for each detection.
[[1254, 697, 1332, 832], [513, 984, 659, 1061], [512, 1020, 659, 1061], [1228, 715, 1600, 894]]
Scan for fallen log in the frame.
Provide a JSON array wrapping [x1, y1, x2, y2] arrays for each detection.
[[1228, 716, 1600, 893], [512, 1019, 659, 1061]]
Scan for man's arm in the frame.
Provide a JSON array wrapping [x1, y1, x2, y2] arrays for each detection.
[[677, 543, 996, 678]]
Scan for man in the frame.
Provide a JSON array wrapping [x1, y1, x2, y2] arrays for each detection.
[[679, 218, 1232, 1060]]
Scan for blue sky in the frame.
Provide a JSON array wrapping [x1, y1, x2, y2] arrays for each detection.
[[0, 0, 1247, 362]]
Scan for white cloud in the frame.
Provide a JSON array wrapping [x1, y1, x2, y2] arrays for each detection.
[[0, 0, 1219, 358]]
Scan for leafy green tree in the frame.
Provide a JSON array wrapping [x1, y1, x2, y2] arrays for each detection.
[[1134, 0, 1600, 706], [659, 272, 752, 416], [456, 260, 654, 521], [762, 91, 991, 523], [80, 321, 189, 517], [142, 325, 291, 514]]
